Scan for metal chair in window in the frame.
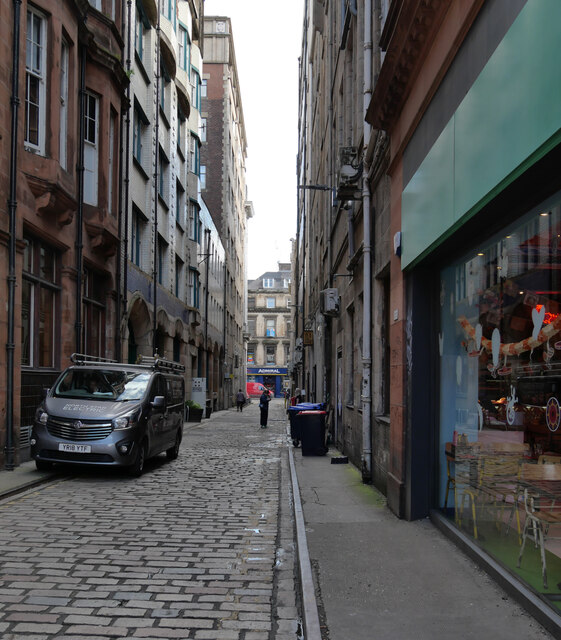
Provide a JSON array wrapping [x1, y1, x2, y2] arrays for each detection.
[[517, 486, 561, 589], [476, 453, 524, 544]]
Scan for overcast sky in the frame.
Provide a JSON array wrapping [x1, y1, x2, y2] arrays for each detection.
[[203, 0, 304, 279]]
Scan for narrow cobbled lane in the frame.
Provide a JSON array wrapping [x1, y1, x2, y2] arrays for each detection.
[[0, 399, 300, 640]]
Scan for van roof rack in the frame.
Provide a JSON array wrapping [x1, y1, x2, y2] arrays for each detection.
[[70, 353, 118, 365], [138, 355, 186, 374]]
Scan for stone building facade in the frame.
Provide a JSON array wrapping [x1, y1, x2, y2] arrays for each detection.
[[0, 0, 127, 467], [247, 264, 292, 398], [294, 0, 391, 490], [201, 16, 252, 406], [123, 0, 227, 411], [298, 0, 561, 631]]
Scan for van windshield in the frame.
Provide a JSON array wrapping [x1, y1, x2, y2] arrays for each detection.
[[52, 369, 151, 402]]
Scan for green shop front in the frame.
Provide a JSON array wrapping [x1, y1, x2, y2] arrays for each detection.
[[401, 0, 561, 630]]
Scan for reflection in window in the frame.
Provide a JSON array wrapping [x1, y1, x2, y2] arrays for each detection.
[[439, 198, 561, 602]]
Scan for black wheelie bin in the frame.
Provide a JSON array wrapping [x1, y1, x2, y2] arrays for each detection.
[[298, 410, 328, 456], [288, 402, 324, 446]]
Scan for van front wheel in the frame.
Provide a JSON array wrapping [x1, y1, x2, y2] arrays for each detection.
[[129, 441, 146, 477], [166, 430, 181, 460]]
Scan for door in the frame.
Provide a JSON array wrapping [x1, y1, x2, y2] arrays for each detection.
[[146, 374, 166, 453]]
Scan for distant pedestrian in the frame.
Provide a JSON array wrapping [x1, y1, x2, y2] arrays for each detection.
[[259, 390, 271, 428], [236, 389, 246, 412]]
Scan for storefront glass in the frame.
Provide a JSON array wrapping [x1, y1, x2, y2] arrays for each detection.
[[440, 192, 561, 608]]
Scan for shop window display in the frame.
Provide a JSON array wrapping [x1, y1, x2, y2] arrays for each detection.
[[440, 194, 561, 608]]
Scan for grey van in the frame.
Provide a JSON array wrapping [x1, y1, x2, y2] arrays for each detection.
[[31, 354, 186, 476]]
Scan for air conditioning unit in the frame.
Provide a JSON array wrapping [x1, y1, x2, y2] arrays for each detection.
[[337, 147, 361, 186], [320, 288, 340, 317]]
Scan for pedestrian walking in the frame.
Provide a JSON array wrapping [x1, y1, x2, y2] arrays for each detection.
[[236, 389, 246, 412], [259, 390, 271, 428]]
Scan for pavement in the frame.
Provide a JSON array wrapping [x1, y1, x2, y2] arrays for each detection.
[[1, 402, 559, 640]]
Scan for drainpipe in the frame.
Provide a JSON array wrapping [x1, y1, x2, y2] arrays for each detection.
[[76, 40, 87, 354], [361, 0, 373, 482], [5, 0, 22, 470], [204, 228, 211, 383], [120, 0, 133, 361], [152, 1, 161, 355]]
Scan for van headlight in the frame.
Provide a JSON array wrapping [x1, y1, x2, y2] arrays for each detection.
[[35, 407, 48, 424], [112, 408, 141, 431]]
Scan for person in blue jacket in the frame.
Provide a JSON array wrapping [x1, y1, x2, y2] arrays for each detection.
[[259, 390, 271, 428]]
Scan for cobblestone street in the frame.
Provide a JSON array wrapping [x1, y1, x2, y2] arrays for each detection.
[[0, 400, 300, 640]]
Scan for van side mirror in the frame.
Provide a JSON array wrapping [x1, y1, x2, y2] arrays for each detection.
[[151, 395, 165, 411], [42, 387, 50, 398]]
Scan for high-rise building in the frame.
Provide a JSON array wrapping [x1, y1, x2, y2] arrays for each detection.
[[201, 16, 252, 407], [123, 0, 226, 410]]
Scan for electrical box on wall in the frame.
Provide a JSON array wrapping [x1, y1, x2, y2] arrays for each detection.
[[320, 288, 340, 316]]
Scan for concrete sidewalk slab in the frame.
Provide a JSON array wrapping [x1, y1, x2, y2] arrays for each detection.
[[292, 449, 554, 640]]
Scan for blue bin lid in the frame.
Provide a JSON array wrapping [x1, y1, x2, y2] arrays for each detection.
[[294, 402, 323, 409]]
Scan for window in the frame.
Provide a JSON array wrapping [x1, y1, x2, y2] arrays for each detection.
[[200, 117, 207, 142], [133, 109, 142, 164], [88, 0, 101, 9], [162, 0, 173, 22], [189, 133, 200, 174], [157, 236, 167, 286], [248, 296, 255, 311], [191, 69, 201, 110], [135, 6, 147, 62], [200, 165, 206, 189], [266, 345, 275, 365], [201, 78, 207, 98], [188, 268, 200, 308], [283, 278, 291, 288], [248, 318, 256, 335], [25, 8, 47, 153], [176, 180, 185, 226], [188, 200, 199, 241], [266, 297, 275, 309], [175, 255, 183, 298], [178, 25, 189, 71], [158, 148, 169, 203], [266, 319, 276, 337], [177, 108, 186, 155], [83, 92, 99, 206], [247, 347, 255, 365], [22, 236, 59, 368], [131, 207, 144, 267], [160, 62, 170, 121], [82, 267, 106, 357], [133, 101, 148, 168], [263, 278, 274, 288], [59, 40, 69, 170]]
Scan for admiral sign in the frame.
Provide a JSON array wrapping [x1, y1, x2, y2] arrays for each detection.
[[247, 368, 288, 375]]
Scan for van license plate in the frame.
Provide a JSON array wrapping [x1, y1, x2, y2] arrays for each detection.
[[59, 443, 91, 453]]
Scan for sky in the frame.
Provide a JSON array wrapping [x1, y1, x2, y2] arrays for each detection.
[[203, 0, 304, 280]]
